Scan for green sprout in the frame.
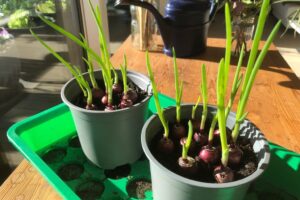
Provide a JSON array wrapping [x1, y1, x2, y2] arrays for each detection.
[[120, 54, 129, 94], [30, 30, 93, 106], [231, 0, 282, 142], [172, 48, 184, 124], [191, 96, 201, 120], [225, 45, 244, 121], [182, 120, 193, 159], [208, 44, 244, 143], [112, 66, 119, 85], [216, 58, 229, 167], [232, 20, 281, 142], [207, 1, 237, 143], [241, 0, 270, 94], [36, 0, 115, 105], [81, 34, 99, 89], [87, 0, 113, 104], [200, 64, 208, 131], [224, 1, 232, 90], [146, 52, 169, 138]]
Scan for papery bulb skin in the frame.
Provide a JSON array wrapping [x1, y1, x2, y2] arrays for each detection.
[[172, 123, 186, 140], [112, 83, 123, 95], [228, 145, 243, 166], [92, 88, 105, 100], [193, 131, 208, 147], [85, 104, 96, 110], [180, 137, 197, 156], [101, 95, 108, 105], [214, 165, 234, 183], [198, 145, 219, 165], [157, 137, 175, 155], [104, 104, 115, 111], [127, 89, 138, 103], [120, 94, 133, 108], [178, 156, 198, 178]]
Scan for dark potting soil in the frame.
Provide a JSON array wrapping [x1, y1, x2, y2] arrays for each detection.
[[150, 121, 258, 183], [57, 163, 84, 181], [42, 147, 67, 164], [75, 180, 105, 200], [104, 164, 131, 179], [72, 79, 148, 111], [68, 136, 81, 148], [126, 178, 152, 199]]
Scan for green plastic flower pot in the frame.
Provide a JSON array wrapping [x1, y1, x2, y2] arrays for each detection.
[[141, 104, 270, 200], [61, 70, 152, 169]]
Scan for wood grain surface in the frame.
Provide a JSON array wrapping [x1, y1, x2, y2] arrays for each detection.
[[0, 160, 60, 200], [1, 37, 299, 199]]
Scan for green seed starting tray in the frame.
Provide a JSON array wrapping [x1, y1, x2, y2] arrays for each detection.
[[7, 94, 300, 199]]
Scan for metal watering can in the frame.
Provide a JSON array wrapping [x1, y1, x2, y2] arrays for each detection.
[[116, 0, 219, 58]]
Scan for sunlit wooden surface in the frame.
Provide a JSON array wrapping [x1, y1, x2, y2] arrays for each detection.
[[1, 37, 299, 199]]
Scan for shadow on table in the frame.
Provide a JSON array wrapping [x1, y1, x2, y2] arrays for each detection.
[[190, 46, 300, 91]]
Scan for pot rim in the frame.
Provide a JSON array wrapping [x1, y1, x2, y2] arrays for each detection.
[[61, 69, 152, 114], [141, 104, 270, 189]]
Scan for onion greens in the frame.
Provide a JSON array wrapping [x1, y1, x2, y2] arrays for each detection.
[[224, 2, 232, 90], [120, 55, 129, 94], [30, 29, 94, 106], [216, 58, 229, 167], [191, 96, 201, 120], [146, 52, 169, 138], [182, 120, 193, 159], [200, 64, 208, 131], [240, 0, 270, 98], [37, 0, 115, 105], [81, 34, 99, 89], [172, 48, 183, 124], [208, 2, 243, 143], [232, 20, 281, 142]]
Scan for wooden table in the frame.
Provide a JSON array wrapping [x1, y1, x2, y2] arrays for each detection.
[[1, 38, 300, 199]]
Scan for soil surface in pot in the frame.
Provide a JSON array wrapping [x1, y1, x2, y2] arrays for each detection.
[[72, 79, 148, 111], [150, 120, 258, 183]]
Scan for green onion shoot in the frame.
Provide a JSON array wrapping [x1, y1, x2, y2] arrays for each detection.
[[232, 20, 281, 142], [173, 48, 184, 124], [146, 52, 174, 154], [178, 121, 198, 177], [182, 120, 193, 159], [207, 44, 245, 144], [120, 54, 128, 95], [146, 51, 169, 138], [191, 96, 201, 120], [216, 58, 229, 167], [30, 29, 95, 109], [200, 64, 208, 132], [38, 0, 115, 107], [172, 48, 186, 140], [232, 0, 282, 142]]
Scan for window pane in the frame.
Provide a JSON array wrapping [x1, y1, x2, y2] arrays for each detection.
[[0, 0, 83, 182]]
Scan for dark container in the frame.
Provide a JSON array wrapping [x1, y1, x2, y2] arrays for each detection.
[[115, 0, 218, 58]]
